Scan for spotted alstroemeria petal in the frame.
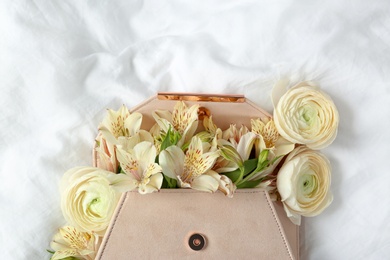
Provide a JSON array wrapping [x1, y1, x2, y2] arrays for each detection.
[[50, 226, 98, 260], [152, 110, 173, 133], [116, 147, 140, 180], [182, 137, 219, 183], [144, 163, 163, 178], [51, 249, 79, 260], [133, 142, 157, 171], [115, 142, 162, 194], [172, 101, 199, 135]]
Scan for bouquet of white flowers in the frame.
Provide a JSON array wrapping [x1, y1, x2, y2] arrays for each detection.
[[48, 81, 338, 260]]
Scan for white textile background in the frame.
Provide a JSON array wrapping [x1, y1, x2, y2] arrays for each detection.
[[1, 0, 389, 259]]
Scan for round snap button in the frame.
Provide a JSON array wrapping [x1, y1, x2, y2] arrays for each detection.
[[188, 233, 206, 251]]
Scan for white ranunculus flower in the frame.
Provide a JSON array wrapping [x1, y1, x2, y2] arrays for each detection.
[[277, 146, 333, 225], [273, 81, 339, 150], [60, 167, 123, 235]]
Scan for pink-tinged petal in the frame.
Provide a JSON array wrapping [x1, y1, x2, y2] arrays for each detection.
[[206, 170, 236, 198], [116, 147, 141, 180], [99, 126, 119, 145]]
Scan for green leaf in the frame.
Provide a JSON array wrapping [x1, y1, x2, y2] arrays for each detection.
[[242, 158, 258, 177], [161, 175, 168, 188], [253, 150, 270, 173], [160, 126, 181, 151], [236, 179, 264, 189], [222, 158, 258, 183], [223, 169, 241, 183], [46, 249, 55, 255], [160, 127, 173, 151], [163, 174, 177, 189], [258, 150, 269, 164]]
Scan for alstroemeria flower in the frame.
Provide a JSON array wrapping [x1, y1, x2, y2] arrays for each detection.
[[244, 117, 295, 182], [94, 132, 118, 172], [60, 167, 122, 235], [152, 101, 199, 148], [207, 170, 236, 198], [251, 117, 294, 157], [277, 146, 333, 225], [159, 136, 220, 193], [203, 116, 223, 139], [222, 124, 249, 147], [95, 105, 154, 173], [272, 81, 339, 150], [114, 141, 163, 194], [50, 226, 99, 260], [98, 105, 143, 145]]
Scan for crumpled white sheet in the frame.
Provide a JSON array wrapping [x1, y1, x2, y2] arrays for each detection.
[[1, 0, 389, 259]]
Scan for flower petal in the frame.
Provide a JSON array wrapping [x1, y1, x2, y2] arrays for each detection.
[[236, 132, 257, 161], [274, 137, 295, 157], [124, 112, 142, 137], [107, 173, 137, 192], [190, 174, 219, 193], [51, 249, 79, 260], [271, 79, 289, 107], [133, 141, 157, 170], [139, 173, 163, 194], [152, 110, 173, 133], [159, 145, 185, 180], [116, 146, 139, 178]]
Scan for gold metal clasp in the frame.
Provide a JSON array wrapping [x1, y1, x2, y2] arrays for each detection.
[[157, 93, 245, 103]]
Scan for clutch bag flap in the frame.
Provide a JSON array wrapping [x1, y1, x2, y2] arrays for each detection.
[[94, 93, 299, 259], [96, 189, 298, 259]]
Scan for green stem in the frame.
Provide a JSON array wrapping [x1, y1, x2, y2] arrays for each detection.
[[234, 166, 245, 185], [236, 164, 265, 186]]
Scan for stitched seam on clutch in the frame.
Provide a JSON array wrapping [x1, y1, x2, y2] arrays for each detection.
[[98, 192, 128, 259], [126, 189, 265, 194], [264, 192, 294, 260]]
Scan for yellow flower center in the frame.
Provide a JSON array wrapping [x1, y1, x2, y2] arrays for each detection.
[[62, 227, 90, 250], [252, 118, 279, 148]]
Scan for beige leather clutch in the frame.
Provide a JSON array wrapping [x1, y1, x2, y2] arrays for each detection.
[[94, 94, 299, 260]]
